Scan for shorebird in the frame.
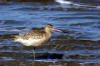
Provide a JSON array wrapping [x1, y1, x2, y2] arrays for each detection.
[[13, 24, 63, 60]]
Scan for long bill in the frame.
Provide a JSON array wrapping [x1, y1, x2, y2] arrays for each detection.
[[53, 28, 63, 32]]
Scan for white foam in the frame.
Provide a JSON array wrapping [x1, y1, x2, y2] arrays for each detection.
[[55, 0, 100, 8], [56, 0, 72, 4]]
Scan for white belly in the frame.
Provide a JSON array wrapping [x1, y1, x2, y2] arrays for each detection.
[[14, 38, 46, 47]]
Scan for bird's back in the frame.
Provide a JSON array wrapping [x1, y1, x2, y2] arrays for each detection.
[[14, 30, 51, 47]]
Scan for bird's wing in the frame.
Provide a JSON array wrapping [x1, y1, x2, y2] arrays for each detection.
[[19, 31, 46, 40]]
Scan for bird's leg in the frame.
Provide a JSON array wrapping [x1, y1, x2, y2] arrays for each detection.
[[31, 48, 36, 66], [33, 48, 36, 61], [20, 45, 25, 66]]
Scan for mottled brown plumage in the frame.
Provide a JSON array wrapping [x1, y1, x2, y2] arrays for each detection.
[[14, 24, 63, 47]]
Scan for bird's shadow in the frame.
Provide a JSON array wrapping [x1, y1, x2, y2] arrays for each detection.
[[28, 53, 64, 60]]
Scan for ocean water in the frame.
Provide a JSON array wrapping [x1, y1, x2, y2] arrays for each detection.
[[0, 0, 100, 66]]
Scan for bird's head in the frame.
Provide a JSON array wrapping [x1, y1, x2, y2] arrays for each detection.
[[45, 24, 63, 32]]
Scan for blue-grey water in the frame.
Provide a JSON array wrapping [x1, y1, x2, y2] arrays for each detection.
[[0, 0, 100, 66]]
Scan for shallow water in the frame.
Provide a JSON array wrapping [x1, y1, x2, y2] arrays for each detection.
[[1, 0, 100, 66]]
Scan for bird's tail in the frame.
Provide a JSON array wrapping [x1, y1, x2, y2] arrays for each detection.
[[11, 34, 18, 40], [0, 34, 18, 40]]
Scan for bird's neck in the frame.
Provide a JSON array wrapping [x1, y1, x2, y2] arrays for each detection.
[[45, 28, 50, 33], [45, 28, 51, 38]]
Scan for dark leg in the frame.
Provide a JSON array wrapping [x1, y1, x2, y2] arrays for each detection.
[[20, 46, 25, 66], [33, 48, 36, 61], [31, 48, 36, 66]]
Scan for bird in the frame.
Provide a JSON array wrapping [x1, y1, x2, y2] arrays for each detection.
[[13, 24, 63, 60]]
